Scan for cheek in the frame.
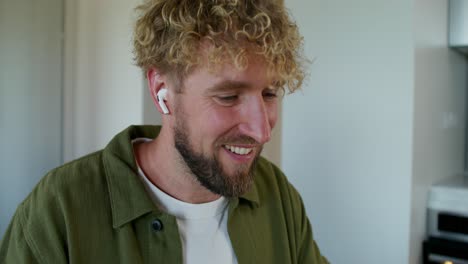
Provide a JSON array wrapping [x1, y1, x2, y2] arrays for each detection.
[[206, 108, 238, 132], [268, 104, 279, 130], [193, 105, 236, 145]]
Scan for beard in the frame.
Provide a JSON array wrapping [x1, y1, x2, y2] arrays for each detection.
[[173, 120, 261, 198]]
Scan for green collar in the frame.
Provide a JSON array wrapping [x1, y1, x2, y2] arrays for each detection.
[[102, 125, 260, 228]]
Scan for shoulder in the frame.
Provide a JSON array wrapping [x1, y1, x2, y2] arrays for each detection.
[[25, 150, 106, 205], [17, 151, 107, 233], [4, 150, 108, 262], [253, 156, 303, 210]]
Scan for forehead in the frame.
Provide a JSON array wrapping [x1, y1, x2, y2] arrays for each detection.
[[180, 57, 274, 94]]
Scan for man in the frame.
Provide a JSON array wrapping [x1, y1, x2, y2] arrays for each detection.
[[1, 0, 328, 263]]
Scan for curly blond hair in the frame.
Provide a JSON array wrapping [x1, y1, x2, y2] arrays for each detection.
[[133, 0, 306, 92]]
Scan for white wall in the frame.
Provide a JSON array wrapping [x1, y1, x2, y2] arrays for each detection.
[[64, 0, 145, 161], [410, 0, 467, 263], [283, 0, 467, 263], [0, 0, 63, 237], [283, 0, 413, 263]]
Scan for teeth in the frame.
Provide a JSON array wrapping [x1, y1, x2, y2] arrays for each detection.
[[224, 145, 253, 155]]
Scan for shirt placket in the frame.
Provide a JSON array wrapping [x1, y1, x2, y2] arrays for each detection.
[[136, 212, 183, 264], [227, 199, 258, 264]]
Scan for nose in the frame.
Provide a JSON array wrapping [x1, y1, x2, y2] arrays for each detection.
[[238, 96, 273, 144]]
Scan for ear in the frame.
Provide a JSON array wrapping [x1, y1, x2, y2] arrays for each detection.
[[147, 68, 170, 115]]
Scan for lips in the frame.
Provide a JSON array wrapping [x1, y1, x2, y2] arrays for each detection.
[[223, 144, 254, 155]]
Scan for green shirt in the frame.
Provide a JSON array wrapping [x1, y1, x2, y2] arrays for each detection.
[[0, 125, 328, 264]]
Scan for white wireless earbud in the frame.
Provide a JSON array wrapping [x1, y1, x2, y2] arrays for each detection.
[[157, 88, 169, 114]]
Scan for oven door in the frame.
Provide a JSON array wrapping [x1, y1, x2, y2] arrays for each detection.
[[423, 237, 468, 264], [428, 209, 468, 243]]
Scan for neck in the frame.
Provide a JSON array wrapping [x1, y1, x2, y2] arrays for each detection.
[[134, 127, 221, 204]]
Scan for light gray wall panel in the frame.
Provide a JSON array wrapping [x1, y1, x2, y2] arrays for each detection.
[[0, 0, 63, 237]]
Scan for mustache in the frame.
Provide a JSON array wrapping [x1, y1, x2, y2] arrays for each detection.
[[218, 135, 259, 146]]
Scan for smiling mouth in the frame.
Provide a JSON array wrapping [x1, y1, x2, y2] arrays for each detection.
[[223, 144, 254, 155]]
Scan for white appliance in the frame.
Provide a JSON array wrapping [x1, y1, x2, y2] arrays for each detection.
[[427, 175, 468, 243], [450, 0, 468, 53]]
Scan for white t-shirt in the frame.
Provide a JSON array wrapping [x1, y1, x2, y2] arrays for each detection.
[[133, 139, 238, 264]]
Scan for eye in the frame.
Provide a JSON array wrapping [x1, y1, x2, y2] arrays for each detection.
[[263, 89, 279, 101], [213, 94, 239, 106]]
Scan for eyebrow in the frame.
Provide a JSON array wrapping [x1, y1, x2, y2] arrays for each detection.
[[204, 80, 280, 95], [205, 80, 251, 94]]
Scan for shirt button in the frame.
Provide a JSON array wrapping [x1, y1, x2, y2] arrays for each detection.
[[152, 219, 163, 232]]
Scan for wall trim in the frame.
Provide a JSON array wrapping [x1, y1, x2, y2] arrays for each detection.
[[62, 0, 77, 162]]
